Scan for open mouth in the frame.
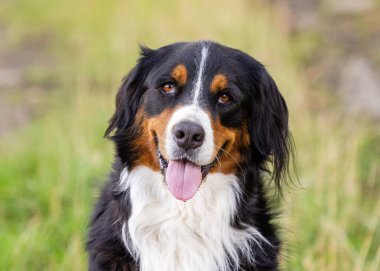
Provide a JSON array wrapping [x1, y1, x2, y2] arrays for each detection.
[[157, 150, 214, 180], [157, 146, 224, 202], [152, 132, 227, 201]]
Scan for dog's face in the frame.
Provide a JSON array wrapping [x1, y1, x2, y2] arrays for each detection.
[[106, 41, 290, 201]]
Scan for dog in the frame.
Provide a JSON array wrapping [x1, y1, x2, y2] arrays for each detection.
[[87, 41, 292, 271]]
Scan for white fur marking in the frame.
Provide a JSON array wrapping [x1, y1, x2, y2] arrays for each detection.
[[192, 45, 209, 105], [165, 105, 214, 165], [119, 167, 129, 191], [121, 223, 129, 251], [119, 166, 271, 271]]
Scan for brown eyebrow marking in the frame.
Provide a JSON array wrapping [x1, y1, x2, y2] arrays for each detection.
[[171, 64, 187, 86], [210, 74, 228, 93]]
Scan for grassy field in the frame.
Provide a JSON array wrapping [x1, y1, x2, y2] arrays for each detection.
[[0, 0, 379, 270]]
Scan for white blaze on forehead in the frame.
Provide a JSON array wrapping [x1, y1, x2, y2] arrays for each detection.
[[163, 44, 213, 165], [192, 45, 209, 105], [165, 105, 214, 165]]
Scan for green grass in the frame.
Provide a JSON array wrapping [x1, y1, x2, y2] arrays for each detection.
[[0, 0, 379, 270]]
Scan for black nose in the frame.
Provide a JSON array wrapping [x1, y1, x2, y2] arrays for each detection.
[[173, 121, 205, 149]]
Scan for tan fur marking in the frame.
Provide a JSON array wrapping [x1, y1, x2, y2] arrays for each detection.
[[131, 107, 177, 170], [171, 64, 187, 86], [147, 107, 177, 161], [210, 74, 228, 94], [210, 117, 250, 174], [132, 109, 160, 170]]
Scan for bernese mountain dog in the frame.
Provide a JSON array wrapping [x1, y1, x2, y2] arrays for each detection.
[[87, 41, 292, 271]]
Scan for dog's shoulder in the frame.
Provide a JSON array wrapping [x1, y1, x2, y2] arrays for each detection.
[[87, 162, 135, 270]]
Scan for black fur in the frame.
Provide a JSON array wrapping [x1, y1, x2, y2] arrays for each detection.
[[87, 41, 292, 271]]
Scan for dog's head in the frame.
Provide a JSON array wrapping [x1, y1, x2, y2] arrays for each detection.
[[106, 41, 291, 201]]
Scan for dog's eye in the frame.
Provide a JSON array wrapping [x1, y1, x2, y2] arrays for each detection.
[[218, 93, 232, 104], [160, 83, 176, 94]]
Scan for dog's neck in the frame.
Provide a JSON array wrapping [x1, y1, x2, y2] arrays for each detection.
[[119, 166, 269, 271]]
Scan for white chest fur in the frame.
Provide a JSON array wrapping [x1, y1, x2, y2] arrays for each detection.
[[119, 166, 267, 271]]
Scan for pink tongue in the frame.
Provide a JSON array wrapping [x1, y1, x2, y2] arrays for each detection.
[[165, 160, 202, 201]]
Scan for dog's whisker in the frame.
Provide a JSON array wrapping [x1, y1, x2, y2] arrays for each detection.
[[215, 146, 246, 181]]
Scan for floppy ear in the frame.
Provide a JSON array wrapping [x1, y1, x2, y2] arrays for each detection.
[[104, 46, 156, 167], [104, 66, 141, 138], [105, 46, 154, 139], [247, 66, 292, 190]]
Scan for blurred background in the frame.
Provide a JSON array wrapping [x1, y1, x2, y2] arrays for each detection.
[[0, 0, 379, 270]]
